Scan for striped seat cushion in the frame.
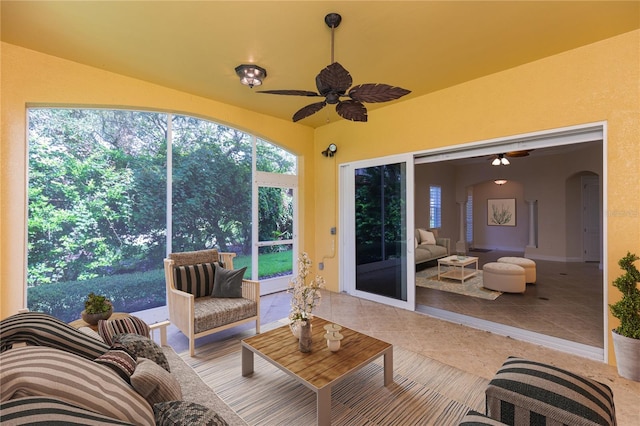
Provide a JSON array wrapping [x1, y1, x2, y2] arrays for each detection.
[[193, 296, 257, 334], [173, 262, 218, 297], [98, 314, 151, 345], [0, 312, 109, 360], [486, 357, 616, 426], [0, 396, 135, 425], [0, 346, 154, 426]]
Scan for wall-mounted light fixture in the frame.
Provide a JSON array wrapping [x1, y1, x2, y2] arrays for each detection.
[[234, 64, 267, 88], [322, 143, 337, 157], [494, 179, 508, 185], [491, 154, 510, 166]]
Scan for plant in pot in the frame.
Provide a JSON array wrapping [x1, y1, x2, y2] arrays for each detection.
[[81, 292, 114, 326], [609, 251, 640, 381]]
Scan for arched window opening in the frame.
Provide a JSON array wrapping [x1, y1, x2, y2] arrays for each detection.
[[26, 108, 297, 322]]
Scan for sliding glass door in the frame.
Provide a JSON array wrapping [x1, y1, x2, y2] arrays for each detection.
[[341, 155, 415, 310]]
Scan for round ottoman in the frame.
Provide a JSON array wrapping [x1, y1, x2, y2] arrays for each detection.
[[482, 262, 526, 293], [497, 257, 536, 283]]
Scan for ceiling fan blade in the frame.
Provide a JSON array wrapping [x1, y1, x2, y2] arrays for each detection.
[[506, 150, 532, 157], [292, 101, 327, 122], [316, 62, 353, 95], [335, 100, 367, 122], [348, 84, 411, 103], [257, 89, 321, 97]]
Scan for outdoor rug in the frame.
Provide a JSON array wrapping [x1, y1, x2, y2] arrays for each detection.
[[180, 320, 488, 425], [416, 267, 502, 300]]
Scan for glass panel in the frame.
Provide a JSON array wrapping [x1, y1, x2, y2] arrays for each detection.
[[258, 187, 293, 242], [171, 116, 252, 258], [258, 244, 293, 280], [354, 163, 407, 300], [256, 138, 297, 174], [27, 109, 167, 322]]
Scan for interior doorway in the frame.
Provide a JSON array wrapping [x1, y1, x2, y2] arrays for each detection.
[[412, 123, 607, 360]]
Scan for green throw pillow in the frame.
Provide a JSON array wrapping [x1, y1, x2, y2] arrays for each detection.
[[211, 266, 247, 298]]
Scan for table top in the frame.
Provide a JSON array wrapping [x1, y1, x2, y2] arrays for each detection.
[[242, 317, 392, 390], [438, 255, 478, 266]]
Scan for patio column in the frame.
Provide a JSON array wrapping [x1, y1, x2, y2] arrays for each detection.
[[457, 201, 466, 253], [526, 199, 537, 248]]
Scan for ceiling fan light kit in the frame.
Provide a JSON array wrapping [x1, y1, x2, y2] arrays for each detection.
[[258, 13, 411, 123], [235, 64, 267, 88], [491, 154, 510, 166]]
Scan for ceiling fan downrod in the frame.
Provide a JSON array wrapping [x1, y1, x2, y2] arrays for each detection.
[[325, 13, 342, 64]]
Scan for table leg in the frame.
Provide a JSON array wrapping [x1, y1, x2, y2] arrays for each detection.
[[384, 348, 393, 386], [317, 387, 331, 426], [241, 346, 254, 376]]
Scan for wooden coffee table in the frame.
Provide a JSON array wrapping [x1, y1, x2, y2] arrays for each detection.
[[241, 317, 393, 426]]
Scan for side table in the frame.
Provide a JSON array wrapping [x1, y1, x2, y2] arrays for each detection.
[[69, 312, 170, 346]]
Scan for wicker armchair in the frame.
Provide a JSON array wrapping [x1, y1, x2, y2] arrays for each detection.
[[164, 249, 260, 356]]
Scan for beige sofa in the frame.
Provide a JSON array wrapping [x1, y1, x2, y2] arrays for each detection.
[[415, 228, 450, 265]]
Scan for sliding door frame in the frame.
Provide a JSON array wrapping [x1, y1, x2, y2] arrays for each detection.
[[339, 153, 416, 311]]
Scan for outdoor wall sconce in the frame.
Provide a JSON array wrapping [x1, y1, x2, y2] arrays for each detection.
[[234, 64, 267, 88], [322, 143, 337, 157]]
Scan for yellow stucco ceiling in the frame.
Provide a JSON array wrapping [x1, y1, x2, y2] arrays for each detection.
[[2, 1, 639, 128]]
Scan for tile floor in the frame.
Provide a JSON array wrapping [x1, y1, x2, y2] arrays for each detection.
[[136, 286, 639, 425], [417, 250, 604, 348]]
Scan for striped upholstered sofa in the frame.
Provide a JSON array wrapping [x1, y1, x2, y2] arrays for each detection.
[[0, 312, 247, 425], [459, 356, 616, 425]]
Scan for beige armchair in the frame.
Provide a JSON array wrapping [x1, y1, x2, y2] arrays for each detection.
[[164, 249, 260, 356]]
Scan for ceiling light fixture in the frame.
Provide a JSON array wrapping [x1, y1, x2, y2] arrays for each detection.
[[235, 64, 267, 88], [494, 179, 508, 185], [492, 154, 510, 166], [322, 143, 338, 157]]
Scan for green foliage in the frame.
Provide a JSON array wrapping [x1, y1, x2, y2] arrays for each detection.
[[84, 292, 112, 314], [28, 269, 166, 323], [27, 108, 296, 321], [354, 164, 405, 263], [609, 252, 640, 339]]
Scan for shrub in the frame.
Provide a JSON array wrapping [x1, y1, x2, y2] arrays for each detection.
[[28, 269, 166, 323], [609, 252, 640, 339]]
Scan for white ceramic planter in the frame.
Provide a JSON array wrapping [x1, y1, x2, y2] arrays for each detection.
[[612, 330, 640, 381]]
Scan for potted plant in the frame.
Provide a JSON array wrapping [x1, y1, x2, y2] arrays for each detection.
[[609, 251, 640, 381], [81, 292, 113, 325]]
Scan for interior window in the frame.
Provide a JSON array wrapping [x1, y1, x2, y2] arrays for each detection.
[[429, 185, 442, 228]]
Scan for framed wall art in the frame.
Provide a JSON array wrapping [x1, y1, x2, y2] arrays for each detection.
[[488, 198, 516, 226]]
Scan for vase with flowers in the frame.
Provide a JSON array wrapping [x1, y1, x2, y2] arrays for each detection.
[[289, 252, 325, 352]]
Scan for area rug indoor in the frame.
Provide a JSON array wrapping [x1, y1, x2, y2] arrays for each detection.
[[180, 321, 488, 425], [416, 267, 502, 300]]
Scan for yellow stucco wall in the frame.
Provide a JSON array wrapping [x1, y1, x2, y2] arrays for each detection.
[[313, 30, 640, 364], [2, 30, 639, 365], [0, 42, 315, 319]]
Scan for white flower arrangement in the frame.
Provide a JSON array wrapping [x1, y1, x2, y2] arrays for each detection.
[[288, 252, 325, 326]]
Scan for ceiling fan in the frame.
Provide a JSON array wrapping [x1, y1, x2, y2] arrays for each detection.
[[257, 13, 411, 123], [489, 150, 533, 165]]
